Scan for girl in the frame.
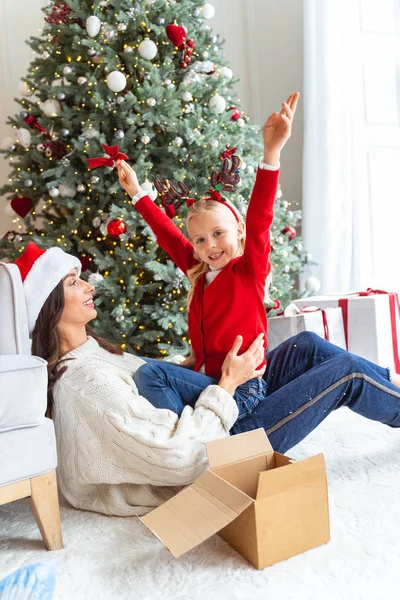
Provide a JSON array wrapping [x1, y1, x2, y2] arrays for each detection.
[[117, 92, 299, 419]]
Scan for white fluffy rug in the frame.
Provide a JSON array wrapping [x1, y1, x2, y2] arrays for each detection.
[[1, 409, 400, 600]]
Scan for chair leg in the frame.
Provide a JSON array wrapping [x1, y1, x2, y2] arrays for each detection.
[[28, 471, 64, 551]]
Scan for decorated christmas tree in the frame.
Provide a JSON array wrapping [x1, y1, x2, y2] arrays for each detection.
[[0, 0, 311, 357]]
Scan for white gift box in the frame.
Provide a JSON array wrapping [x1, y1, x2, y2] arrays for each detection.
[[293, 291, 400, 373], [267, 304, 346, 352]]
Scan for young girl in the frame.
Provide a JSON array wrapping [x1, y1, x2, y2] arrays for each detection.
[[117, 92, 299, 419]]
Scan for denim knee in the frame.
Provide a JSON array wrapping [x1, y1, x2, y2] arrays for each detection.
[[134, 361, 162, 387]]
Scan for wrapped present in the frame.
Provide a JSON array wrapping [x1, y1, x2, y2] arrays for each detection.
[[293, 289, 400, 373], [267, 304, 346, 352]]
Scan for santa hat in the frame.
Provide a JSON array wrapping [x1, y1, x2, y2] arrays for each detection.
[[14, 242, 82, 334]]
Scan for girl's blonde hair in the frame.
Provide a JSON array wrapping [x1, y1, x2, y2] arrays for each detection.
[[186, 199, 245, 306]]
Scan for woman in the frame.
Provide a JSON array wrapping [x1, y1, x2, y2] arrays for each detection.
[[14, 243, 400, 517]]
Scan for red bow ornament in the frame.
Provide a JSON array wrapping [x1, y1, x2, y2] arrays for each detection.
[[86, 144, 128, 170], [219, 146, 237, 160]]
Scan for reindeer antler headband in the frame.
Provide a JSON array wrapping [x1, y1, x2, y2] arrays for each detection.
[[154, 148, 242, 221]]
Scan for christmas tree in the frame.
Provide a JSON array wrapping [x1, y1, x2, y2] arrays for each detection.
[[0, 0, 311, 357]]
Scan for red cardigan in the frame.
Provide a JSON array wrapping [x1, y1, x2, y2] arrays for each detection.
[[135, 167, 280, 379]]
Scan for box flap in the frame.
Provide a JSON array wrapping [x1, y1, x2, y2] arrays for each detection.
[[139, 470, 253, 557], [206, 428, 273, 469], [256, 454, 326, 499]]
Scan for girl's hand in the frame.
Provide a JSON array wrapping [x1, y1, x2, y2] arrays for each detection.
[[180, 347, 196, 369], [218, 333, 266, 396], [117, 159, 142, 198], [263, 92, 299, 166]]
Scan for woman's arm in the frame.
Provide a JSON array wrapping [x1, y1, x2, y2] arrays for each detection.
[[117, 160, 197, 274], [78, 334, 265, 488]]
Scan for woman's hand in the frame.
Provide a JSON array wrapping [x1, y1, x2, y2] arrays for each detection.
[[117, 159, 142, 198], [218, 333, 266, 396], [180, 347, 196, 369], [263, 92, 299, 166]]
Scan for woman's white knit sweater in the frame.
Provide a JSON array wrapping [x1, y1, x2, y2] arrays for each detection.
[[53, 337, 239, 516]]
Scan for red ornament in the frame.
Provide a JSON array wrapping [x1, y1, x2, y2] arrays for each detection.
[[228, 106, 241, 122], [44, 2, 71, 25], [166, 24, 187, 48], [10, 196, 33, 218], [281, 226, 297, 240], [107, 219, 127, 238], [79, 255, 93, 272], [187, 38, 195, 48]]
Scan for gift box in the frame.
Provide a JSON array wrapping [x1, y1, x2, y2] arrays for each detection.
[[267, 304, 346, 352], [293, 289, 400, 373]]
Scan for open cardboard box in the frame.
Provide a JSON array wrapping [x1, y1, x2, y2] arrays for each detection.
[[140, 428, 330, 569]]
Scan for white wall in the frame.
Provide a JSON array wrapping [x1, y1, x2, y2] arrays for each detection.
[[0, 0, 304, 236], [211, 0, 304, 211]]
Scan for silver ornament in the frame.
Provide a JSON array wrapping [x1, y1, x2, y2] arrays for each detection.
[[146, 97, 156, 106], [78, 76, 87, 85], [92, 216, 102, 227], [124, 46, 133, 53], [114, 130, 125, 139], [60, 128, 70, 137], [24, 179, 33, 187], [157, 17, 165, 24], [87, 48, 97, 57], [20, 111, 28, 119], [193, 8, 200, 16], [57, 92, 66, 101], [99, 222, 108, 236], [116, 314, 125, 322], [173, 136, 183, 147], [63, 66, 72, 75], [49, 187, 60, 198], [116, 96, 125, 104], [141, 134, 150, 145], [144, 73, 151, 80], [88, 272, 104, 285], [90, 175, 100, 184]]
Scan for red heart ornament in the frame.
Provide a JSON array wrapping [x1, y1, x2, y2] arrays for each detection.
[[166, 24, 187, 48], [10, 196, 33, 218]]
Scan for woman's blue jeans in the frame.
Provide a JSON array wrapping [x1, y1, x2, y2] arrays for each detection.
[[134, 332, 400, 453]]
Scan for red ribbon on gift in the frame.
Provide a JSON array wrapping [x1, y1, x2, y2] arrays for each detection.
[[338, 289, 400, 373], [297, 306, 330, 342], [86, 144, 128, 170]]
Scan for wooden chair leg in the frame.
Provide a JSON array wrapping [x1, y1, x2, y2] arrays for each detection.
[[28, 471, 63, 551]]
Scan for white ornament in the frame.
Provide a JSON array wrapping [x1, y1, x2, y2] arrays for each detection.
[[185, 103, 195, 113], [146, 98, 156, 107], [237, 118, 245, 127], [4, 203, 15, 217], [182, 91, 193, 102], [106, 71, 127, 92], [49, 187, 60, 198], [77, 76, 88, 85], [41, 99, 61, 117], [19, 81, 33, 96], [305, 276, 321, 294], [211, 139, 219, 148], [88, 272, 104, 285], [1, 136, 15, 150], [247, 165, 255, 174], [208, 94, 226, 114], [63, 66, 73, 75], [83, 127, 100, 139], [59, 184, 77, 198], [173, 136, 183, 147], [138, 38, 157, 60], [16, 128, 31, 148], [141, 135, 150, 145], [202, 3, 215, 18], [219, 66, 233, 81], [141, 179, 158, 201], [86, 16, 101, 38]]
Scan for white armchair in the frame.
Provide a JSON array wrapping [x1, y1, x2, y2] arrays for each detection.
[[0, 261, 63, 550]]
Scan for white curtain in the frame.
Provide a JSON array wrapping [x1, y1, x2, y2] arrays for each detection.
[[302, 0, 400, 293]]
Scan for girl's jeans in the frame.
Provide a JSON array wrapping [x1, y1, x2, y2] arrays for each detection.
[[134, 332, 400, 453]]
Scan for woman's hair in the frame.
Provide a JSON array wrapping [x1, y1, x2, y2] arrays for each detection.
[[186, 199, 245, 306], [31, 280, 123, 419]]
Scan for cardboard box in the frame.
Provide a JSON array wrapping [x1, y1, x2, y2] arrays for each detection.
[[293, 293, 400, 373], [140, 429, 330, 569], [268, 306, 346, 352]]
